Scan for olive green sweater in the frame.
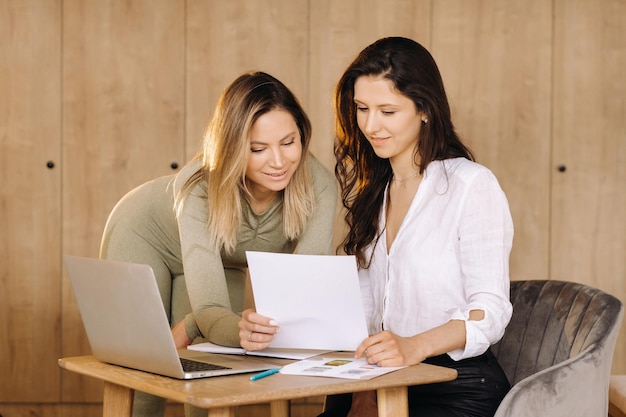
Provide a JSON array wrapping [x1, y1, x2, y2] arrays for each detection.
[[100, 154, 337, 347]]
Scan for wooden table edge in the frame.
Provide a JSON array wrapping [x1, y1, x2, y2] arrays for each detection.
[[58, 355, 457, 410]]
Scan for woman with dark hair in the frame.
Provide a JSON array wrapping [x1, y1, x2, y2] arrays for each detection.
[[322, 37, 513, 417], [101, 71, 337, 417]]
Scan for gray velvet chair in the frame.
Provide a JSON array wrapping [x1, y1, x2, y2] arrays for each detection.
[[492, 280, 623, 417]]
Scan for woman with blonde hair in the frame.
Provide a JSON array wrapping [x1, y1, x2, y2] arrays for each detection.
[[101, 71, 337, 417]]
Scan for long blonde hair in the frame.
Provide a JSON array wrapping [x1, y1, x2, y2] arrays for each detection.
[[176, 72, 314, 252]]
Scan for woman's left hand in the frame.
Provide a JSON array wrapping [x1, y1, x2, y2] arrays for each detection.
[[238, 308, 280, 351], [354, 330, 423, 367]]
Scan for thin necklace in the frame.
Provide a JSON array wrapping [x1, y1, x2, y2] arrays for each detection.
[[391, 171, 419, 184]]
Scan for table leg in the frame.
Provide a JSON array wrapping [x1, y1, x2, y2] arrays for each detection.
[[102, 382, 133, 417], [377, 386, 408, 417], [207, 407, 236, 417], [270, 399, 290, 417]]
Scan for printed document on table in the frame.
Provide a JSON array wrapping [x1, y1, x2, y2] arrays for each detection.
[[246, 252, 369, 351], [279, 355, 406, 380], [187, 341, 330, 360]]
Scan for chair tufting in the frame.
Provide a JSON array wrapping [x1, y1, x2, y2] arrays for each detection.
[[492, 280, 623, 417]]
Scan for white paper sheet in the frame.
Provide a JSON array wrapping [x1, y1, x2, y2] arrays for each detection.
[[187, 341, 330, 360], [246, 251, 369, 351]]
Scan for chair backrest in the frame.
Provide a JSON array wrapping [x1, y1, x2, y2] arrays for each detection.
[[492, 280, 623, 386]]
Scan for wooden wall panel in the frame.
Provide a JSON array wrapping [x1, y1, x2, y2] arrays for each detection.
[[1, 0, 624, 411], [160, 399, 325, 417], [61, 0, 186, 401], [0, 404, 63, 417], [0, 403, 104, 417], [308, 0, 432, 169], [0, 0, 62, 402], [431, 0, 553, 282], [552, 0, 626, 372], [185, 0, 309, 161]]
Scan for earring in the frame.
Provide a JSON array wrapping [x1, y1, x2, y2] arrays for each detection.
[[423, 119, 428, 124]]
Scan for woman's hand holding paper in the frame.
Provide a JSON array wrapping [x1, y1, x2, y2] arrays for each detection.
[[238, 308, 280, 351]]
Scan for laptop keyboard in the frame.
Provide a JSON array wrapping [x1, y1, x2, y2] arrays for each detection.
[[180, 357, 231, 372]]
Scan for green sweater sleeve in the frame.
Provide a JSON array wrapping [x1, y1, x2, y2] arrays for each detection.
[[174, 161, 242, 346]]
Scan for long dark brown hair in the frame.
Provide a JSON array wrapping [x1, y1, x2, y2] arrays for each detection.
[[334, 37, 474, 267]]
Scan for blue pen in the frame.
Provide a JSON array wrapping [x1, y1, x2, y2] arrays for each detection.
[[250, 367, 281, 381]]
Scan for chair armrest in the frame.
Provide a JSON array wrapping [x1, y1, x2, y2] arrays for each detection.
[[494, 346, 609, 417]]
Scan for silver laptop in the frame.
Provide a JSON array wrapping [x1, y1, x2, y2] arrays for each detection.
[[64, 255, 280, 379]]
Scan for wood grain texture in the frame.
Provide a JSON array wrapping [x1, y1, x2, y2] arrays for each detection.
[[103, 382, 133, 417], [269, 400, 290, 417], [61, 0, 186, 401], [431, 0, 553, 281], [185, 0, 309, 161], [58, 355, 456, 411], [0, 0, 62, 402], [1, 1, 625, 415], [552, 0, 626, 372], [377, 386, 408, 417], [308, 0, 431, 168]]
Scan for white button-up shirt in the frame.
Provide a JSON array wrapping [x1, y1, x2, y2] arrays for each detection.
[[360, 158, 514, 361]]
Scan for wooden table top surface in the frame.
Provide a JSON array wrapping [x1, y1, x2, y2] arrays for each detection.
[[59, 354, 458, 409]]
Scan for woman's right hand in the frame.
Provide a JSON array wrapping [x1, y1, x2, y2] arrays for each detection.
[[171, 319, 193, 349], [238, 308, 280, 351]]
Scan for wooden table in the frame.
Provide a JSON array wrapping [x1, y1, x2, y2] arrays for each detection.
[[58, 355, 457, 417]]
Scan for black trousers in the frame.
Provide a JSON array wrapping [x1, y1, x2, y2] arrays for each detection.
[[319, 349, 510, 417]]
